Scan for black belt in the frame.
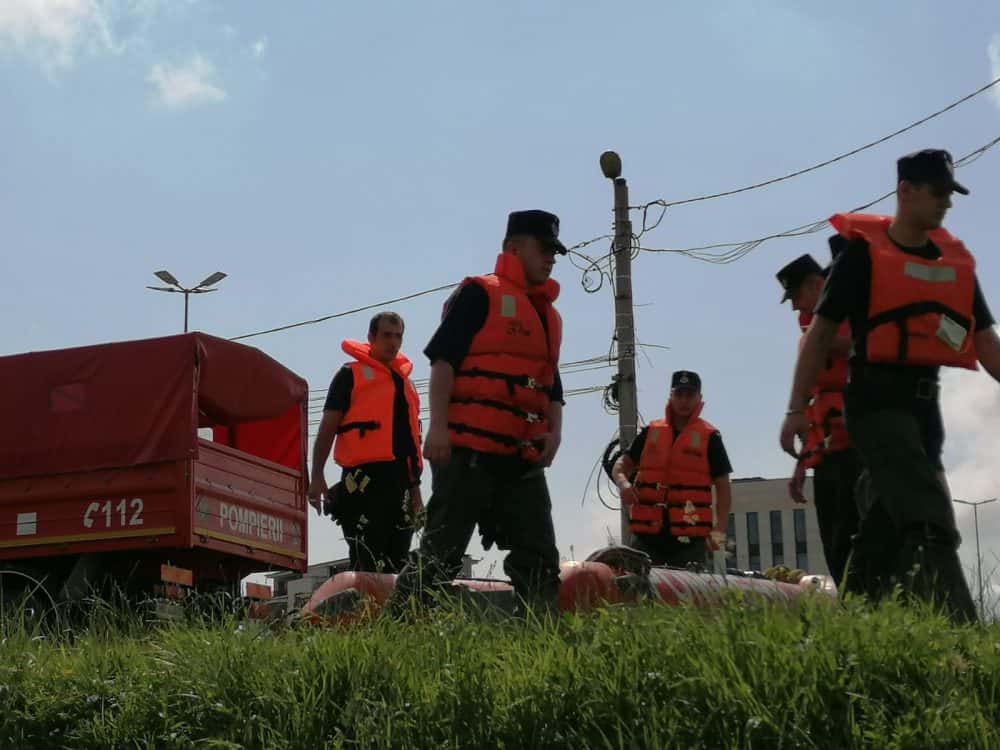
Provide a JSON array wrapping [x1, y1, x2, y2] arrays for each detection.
[[859, 367, 939, 400]]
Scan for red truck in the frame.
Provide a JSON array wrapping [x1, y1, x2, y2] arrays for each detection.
[[0, 333, 309, 607]]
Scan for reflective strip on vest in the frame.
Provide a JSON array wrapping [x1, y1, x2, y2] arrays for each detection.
[[904, 262, 956, 283], [501, 294, 516, 317]]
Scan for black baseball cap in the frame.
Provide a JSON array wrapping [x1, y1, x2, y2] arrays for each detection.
[[775, 254, 824, 303], [671, 370, 701, 392], [897, 149, 969, 195], [505, 210, 568, 255]]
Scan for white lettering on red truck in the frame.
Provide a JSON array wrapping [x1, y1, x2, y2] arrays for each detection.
[[218, 502, 284, 544], [82, 499, 144, 529]]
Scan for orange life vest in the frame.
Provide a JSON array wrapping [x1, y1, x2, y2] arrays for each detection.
[[830, 212, 978, 370], [333, 340, 423, 474], [798, 312, 850, 467], [447, 253, 562, 459], [630, 408, 716, 539]]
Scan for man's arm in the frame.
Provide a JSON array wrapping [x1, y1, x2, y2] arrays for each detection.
[[829, 334, 852, 357], [975, 326, 1000, 383], [536, 400, 562, 466], [307, 410, 343, 511], [423, 360, 455, 464], [611, 454, 639, 506], [421, 283, 488, 466], [780, 315, 839, 456]]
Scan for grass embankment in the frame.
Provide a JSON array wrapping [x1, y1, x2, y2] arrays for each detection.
[[1, 596, 998, 749]]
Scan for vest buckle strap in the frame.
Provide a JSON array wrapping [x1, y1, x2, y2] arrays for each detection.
[[336, 420, 381, 438], [450, 396, 544, 424], [456, 368, 551, 397]]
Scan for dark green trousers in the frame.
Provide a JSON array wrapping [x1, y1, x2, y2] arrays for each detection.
[[845, 409, 976, 624], [812, 448, 861, 588], [391, 448, 561, 612]]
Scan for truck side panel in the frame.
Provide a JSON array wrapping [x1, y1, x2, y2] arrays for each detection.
[[0, 462, 188, 561], [190, 440, 307, 572]]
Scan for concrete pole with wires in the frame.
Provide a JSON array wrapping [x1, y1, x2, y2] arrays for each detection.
[[601, 151, 639, 546]]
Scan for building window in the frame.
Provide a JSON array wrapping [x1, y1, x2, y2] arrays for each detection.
[[726, 512, 737, 568], [794, 508, 808, 571], [746, 512, 760, 571], [770, 510, 784, 567]]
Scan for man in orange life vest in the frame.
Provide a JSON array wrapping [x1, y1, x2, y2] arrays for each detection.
[[391, 210, 566, 612], [611, 371, 733, 568], [775, 253, 860, 587], [307, 311, 423, 573], [780, 149, 1000, 622]]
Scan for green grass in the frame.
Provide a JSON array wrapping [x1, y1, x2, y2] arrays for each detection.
[[1, 595, 999, 749]]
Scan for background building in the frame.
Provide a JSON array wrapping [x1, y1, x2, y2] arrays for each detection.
[[725, 476, 829, 576]]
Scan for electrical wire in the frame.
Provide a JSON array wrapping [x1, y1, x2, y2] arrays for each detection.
[[634, 76, 1000, 211], [637, 134, 1000, 264], [230, 282, 460, 341]]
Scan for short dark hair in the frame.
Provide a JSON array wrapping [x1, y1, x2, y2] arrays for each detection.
[[368, 311, 404, 338]]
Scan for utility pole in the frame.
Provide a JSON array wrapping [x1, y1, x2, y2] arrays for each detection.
[[601, 151, 638, 545], [953, 497, 997, 618]]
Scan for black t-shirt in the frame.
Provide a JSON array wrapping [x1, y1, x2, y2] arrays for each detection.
[[815, 235, 994, 413], [423, 283, 564, 403], [324, 365, 420, 478], [625, 424, 733, 479]]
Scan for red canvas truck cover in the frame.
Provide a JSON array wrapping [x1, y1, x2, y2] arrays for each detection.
[[0, 333, 309, 574]]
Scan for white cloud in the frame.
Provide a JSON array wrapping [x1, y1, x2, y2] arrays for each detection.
[[989, 34, 1000, 111], [251, 34, 267, 58], [942, 365, 1000, 506], [146, 55, 225, 109], [0, 0, 117, 71], [941, 355, 1000, 608]]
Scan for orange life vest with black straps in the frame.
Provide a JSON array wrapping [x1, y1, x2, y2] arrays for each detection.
[[630, 407, 716, 539], [829, 212, 978, 370], [333, 340, 423, 475], [447, 253, 562, 459], [798, 312, 850, 468]]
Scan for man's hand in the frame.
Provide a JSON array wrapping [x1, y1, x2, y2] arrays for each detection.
[[779, 412, 809, 458], [409, 485, 425, 530], [788, 459, 808, 504], [707, 529, 726, 553], [618, 482, 639, 507], [423, 424, 451, 465], [535, 432, 561, 467], [307, 476, 328, 513]]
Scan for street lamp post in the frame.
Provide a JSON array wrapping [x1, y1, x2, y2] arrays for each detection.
[[146, 270, 227, 332], [953, 497, 998, 617]]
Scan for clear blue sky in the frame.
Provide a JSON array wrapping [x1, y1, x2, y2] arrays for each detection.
[[3, 1, 1000, 576]]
